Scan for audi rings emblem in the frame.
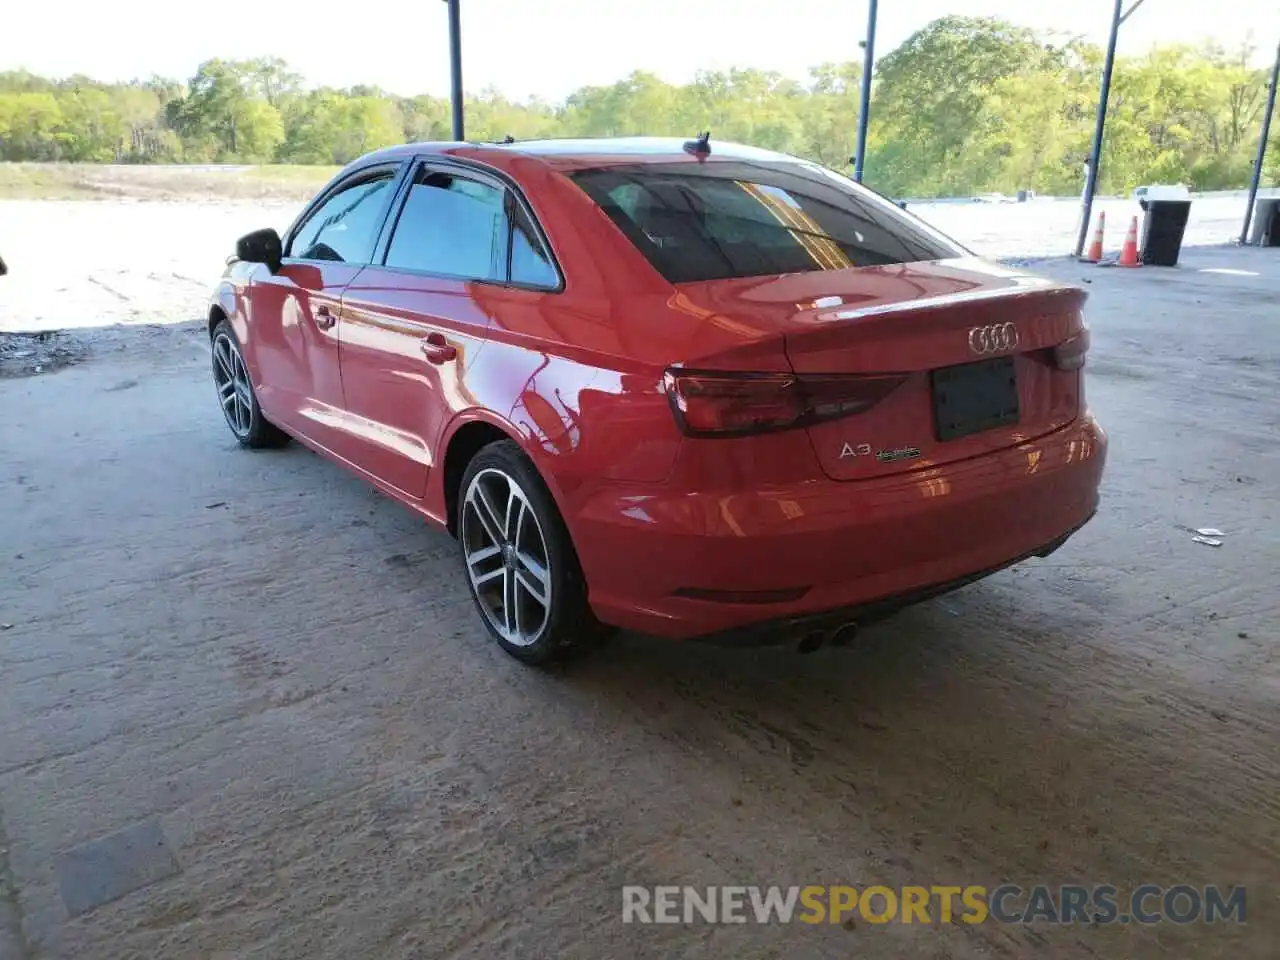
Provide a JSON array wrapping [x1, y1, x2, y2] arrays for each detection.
[[968, 323, 1019, 355]]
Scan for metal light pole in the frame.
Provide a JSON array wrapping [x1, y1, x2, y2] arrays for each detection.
[[445, 0, 464, 141], [1074, 0, 1125, 257], [853, 0, 878, 183], [1240, 42, 1280, 244], [1073, 0, 1151, 257]]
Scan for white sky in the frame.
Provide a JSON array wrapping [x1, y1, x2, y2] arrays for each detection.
[[3, 0, 1277, 100]]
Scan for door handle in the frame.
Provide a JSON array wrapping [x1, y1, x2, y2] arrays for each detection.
[[315, 306, 336, 330], [420, 332, 457, 364]]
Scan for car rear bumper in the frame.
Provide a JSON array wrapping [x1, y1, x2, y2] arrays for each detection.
[[569, 414, 1107, 640], [691, 514, 1091, 647]]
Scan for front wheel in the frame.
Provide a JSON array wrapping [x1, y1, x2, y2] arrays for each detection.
[[458, 440, 607, 664], [211, 319, 289, 449]]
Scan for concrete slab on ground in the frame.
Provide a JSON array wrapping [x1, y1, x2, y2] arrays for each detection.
[[0, 245, 1277, 958]]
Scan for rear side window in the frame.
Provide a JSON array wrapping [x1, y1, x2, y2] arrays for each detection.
[[385, 170, 508, 281], [570, 161, 963, 283], [290, 172, 396, 263], [510, 203, 559, 287]]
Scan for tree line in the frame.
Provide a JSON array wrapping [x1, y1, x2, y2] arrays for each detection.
[[1, 16, 1276, 198]]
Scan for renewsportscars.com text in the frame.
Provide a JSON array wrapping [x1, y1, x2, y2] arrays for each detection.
[[621, 884, 1247, 925]]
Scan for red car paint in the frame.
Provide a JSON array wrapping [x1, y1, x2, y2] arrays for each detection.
[[210, 138, 1106, 641]]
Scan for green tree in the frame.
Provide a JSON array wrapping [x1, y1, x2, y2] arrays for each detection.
[[243, 57, 302, 108], [56, 87, 125, 161], [467, 88, 561, 142], [277, 91, 401, 163], [0, 32, 1274, 195], [0, 92, 66, 160], [331, 96, 403, 162], [797, 62, 862, 170], [868, 16, 1046, 196], [278, 91, 347, 163], [167, 59, 284, 160], [398, 95, 452, 143]]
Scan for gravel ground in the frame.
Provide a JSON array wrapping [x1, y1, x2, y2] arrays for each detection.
[[0, 209, 1278, 958]]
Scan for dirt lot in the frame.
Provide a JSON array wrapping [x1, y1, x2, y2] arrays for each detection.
[[2, 224, 1279, 956]]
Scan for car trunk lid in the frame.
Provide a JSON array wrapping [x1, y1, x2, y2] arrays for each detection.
[[672, 258, 1089, 480]]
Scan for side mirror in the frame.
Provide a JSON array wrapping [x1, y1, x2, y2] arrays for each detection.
[[235, 228, 283, 273]]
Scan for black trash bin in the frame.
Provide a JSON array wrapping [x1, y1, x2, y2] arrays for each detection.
[[1141, 200, 1192, 266], [1248, 198, 1280, 247]]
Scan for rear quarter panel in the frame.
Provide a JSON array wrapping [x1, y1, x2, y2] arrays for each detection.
[[434, 284, 685, 523]]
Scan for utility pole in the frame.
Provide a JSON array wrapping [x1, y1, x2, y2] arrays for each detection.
[[1240, 42, 1280, 244], [445, 0, 464, 140], [1073, 0, 1125, 258], [853, 0, 878, 183], [1073, 0, 1151, 257]]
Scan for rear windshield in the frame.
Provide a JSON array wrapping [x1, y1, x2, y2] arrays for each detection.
[[569, 160, 964, 283]]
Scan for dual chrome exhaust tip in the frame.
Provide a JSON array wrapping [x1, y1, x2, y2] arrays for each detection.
[[797, 620, 859, 654]]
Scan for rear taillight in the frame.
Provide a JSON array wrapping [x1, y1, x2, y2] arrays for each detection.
[[1053, 329, 1090, 371], [663, 369, 905, 438]]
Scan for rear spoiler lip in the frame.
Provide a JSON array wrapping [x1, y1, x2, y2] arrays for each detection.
[[817, 281, 1081, 324]]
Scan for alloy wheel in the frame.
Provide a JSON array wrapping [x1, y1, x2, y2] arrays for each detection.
[[461, 467, 553, 647], [212, 333, 254, 439]]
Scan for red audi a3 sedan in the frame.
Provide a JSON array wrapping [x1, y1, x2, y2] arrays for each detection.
[[208, 137, 1106, 663]]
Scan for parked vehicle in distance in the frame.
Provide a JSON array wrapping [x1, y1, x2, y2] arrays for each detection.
[[208, 137, 1107, 663]]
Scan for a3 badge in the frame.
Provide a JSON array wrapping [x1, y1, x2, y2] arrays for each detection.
[[839, 442, 922, 463]]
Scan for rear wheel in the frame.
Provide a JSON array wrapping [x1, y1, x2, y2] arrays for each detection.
[[458, 440, 606, 664], [211, 319, 288, 449]]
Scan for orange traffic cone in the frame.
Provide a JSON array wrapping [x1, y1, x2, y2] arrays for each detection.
[[1118, 215, 1141, 267], [1085, 211, 1106, 262]]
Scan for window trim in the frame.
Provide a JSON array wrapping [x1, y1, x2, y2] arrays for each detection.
[[370, 156, 565, 293], [504, 191, 563, 292], [282, 160, 408, 264]]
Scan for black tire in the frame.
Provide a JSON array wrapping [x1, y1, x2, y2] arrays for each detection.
[[457, 439, 609, 664], [211, 319, 289, 449]]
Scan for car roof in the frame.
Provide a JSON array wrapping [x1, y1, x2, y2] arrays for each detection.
[[354, 136, 800, 172]]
